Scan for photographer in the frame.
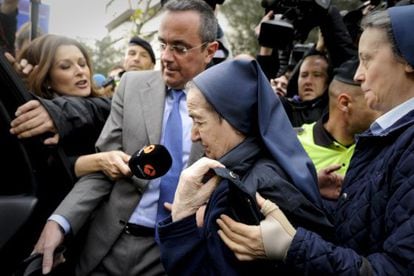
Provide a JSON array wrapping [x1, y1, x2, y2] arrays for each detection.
[[258, 0, 356, 70], [256, 1, 357, 127]]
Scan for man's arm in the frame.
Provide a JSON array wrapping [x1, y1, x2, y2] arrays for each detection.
[[42, 79, 126, 234], [33, 172, 114, 274], [10, 99, 58, 144], [319, 5, 357, 68], [33, 220, 65, 275], [39, 96, 111, 141], [31, 76, 126, 274], [10, 96, 111, 144]]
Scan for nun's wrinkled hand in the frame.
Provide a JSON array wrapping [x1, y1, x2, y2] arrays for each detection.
[[171, 157, 224, 222], [217, 193, 296, 261]]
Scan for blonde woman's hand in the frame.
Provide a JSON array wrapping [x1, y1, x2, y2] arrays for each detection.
[[74, 151, 131, 180]]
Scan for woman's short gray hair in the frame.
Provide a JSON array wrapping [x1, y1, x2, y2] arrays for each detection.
[[361, 10, 405, 63]]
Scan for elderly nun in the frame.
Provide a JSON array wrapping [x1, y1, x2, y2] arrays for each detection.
[[157, 59, 333, 275]]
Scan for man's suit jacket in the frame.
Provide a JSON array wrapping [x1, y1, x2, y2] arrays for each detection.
[[54, 70, 203, 275]]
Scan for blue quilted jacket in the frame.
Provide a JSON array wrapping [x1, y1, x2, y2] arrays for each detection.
[[285, 110, 414, 275]]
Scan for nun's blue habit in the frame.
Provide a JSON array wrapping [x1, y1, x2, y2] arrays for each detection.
[[194, 58, 322, 207], [158, 59, 332, 276]]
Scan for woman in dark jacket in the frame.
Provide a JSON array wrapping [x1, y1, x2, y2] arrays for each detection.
[[11, 34, 127, 181], [157, 58, 333, 275], [218, 6, 414, 275]]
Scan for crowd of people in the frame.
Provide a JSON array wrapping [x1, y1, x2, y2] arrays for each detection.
[[1, 0, 414, 275]]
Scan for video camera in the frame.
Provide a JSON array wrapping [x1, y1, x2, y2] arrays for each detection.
[[102, 70, 125, 89], [259, 0, 331, 49]]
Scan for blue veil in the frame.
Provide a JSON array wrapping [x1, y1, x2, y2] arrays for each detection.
[[389, 5, 414, 68], [192, 59, 322, 208]]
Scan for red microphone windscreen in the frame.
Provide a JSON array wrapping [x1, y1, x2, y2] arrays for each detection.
[[129, 144, 172, 179]]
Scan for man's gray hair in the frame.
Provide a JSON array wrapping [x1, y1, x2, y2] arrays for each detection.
[[164, 0, 218, 43]]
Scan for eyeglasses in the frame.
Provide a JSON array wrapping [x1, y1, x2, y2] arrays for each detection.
[[159, 42, 208, 56]]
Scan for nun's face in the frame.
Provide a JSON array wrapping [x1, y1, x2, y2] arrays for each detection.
[[354, 27, 410, 113], [187, 87, 246, 160]]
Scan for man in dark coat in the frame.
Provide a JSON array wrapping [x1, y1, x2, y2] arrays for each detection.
[[217, 5, 414, 275]]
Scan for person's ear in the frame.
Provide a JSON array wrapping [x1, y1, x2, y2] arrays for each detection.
[[405, 63, 414, 73], [337, 93, 351, 112], [204, 41, 219, 63]]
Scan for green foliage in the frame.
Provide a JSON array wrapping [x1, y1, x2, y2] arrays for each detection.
[[85, 0, 164, 75], [80, 36, 124, 76], [104, 0, 361, 62], [220, 0, 263, 56], [129, 0, 162, 41], [102, 0, 361, 60], [104, 0, 161, 42]]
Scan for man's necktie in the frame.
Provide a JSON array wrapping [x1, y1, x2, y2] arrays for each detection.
[[157, 89, 185, 221]]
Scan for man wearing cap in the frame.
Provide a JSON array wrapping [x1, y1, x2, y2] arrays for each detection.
[[217, 5, 414, 275], [297, 58, 380, 198], [102, 37, 156, 93], [124, 36, 156, 72]]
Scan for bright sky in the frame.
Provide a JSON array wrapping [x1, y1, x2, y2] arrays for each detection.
[[41, 0, 111, 42]]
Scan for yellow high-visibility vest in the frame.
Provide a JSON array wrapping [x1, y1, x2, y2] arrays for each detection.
[[297, 123, 355, 176]]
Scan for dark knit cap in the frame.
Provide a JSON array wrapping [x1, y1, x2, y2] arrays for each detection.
[[129, 36, 156, 64], [389, 5, 414, 67], [333, 58, 360, 86]]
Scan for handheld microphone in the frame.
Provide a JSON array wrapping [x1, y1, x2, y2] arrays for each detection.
[[128, 144, 172, 179]]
